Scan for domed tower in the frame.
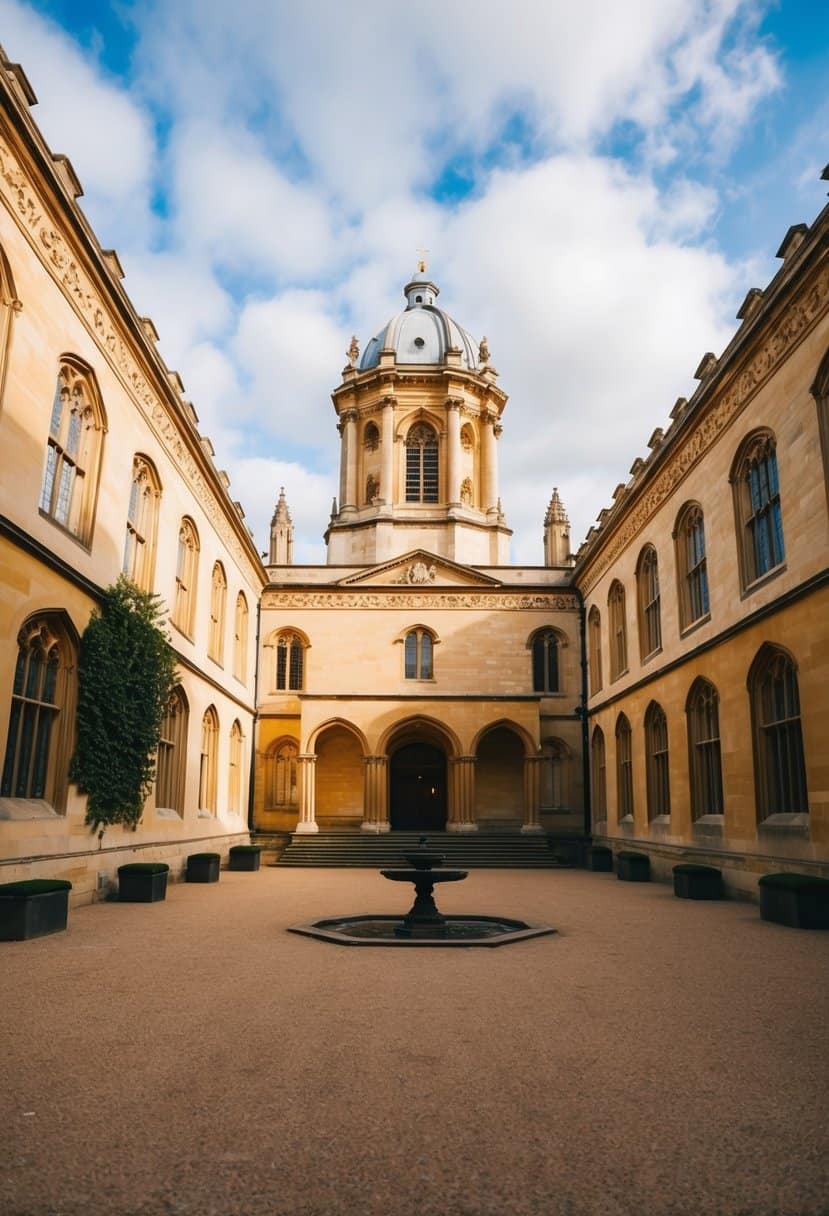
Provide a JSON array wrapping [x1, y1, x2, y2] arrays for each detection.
[[325, 267, 511, 565]]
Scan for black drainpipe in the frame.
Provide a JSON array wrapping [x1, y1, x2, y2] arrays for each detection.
[[246, 593, 262, 836], [575, 588, 592, 840]]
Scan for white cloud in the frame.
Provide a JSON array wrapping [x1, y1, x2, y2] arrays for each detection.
[[0, 0, 155, 246]]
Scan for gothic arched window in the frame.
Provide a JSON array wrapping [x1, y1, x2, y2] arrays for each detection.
[[265, 739, 299, 810], [731, 431, 785, 587], [591, 726, 607, 823], [675, 503, 709, 631], [1, 615, 77, 811], [645, 701, 670, 820], [404, 628, 434, 680], [199, 706, 219, 813], [748, 646, 807, 820], [39, 358, 106, 545], [608, 581, 628, 681], [588, 606, 602, 695], [228, 720, 243, 814], [208, 562, 227, 664], [156, 686, 188, 814], [122, 454, 161, 592], [172, 517, 199, 636], [405, 422, 439, 503], [636, 545, 662, 661], [0, 243, 19, 412], [531, 629, 561, 694], [686, 678, 723, 820], [615, 713, 633, 822], [275, 632, 305, 691], [233, 593, 249, 683]]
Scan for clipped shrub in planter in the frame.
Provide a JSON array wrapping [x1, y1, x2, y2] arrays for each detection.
[[673, 863, 722, 900], [186, 852, 220, 883], [228, 845, 261, 872], [0, 878, 72, 941], [587, 845, 613, 872], [758, 873, 829, 930], [617, 851, 650, 882], [118, 862, 169, 903]]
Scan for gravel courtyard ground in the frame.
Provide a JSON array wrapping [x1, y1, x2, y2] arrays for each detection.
[[2, 865, 828, 1216]]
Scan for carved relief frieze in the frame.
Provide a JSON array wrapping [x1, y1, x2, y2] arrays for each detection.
[[0, 136, 260, 584], [580, 260, 829, 593], [262, 590, 578, 611]]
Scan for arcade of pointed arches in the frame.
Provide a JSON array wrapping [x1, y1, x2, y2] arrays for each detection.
[[273, 714, 571, 835]]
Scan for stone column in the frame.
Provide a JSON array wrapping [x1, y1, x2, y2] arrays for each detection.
[[521, 754, 545, 834], [446, 399, 462, 506], [295, 754, 318, 833], [341, 409, 358, 512], [381, 397, 395, 506], [361, 756, 390, 832], [447, 756, 478, 832], [481, 412, 500, 512]]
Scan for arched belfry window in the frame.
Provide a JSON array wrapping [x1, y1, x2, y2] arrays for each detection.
[[405, 422, 439, 503], [39, 358, 106, 545], [731, 431, 785, 587], [531, 629, 561, 694], [363, 422, 379, 451]]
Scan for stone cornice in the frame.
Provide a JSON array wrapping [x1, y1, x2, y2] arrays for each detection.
[[576, 254, 829, 595], [0, 124, 265, 589], [262, 589, 578, 611]]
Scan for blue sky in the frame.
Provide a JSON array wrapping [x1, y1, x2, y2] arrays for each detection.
[[2, 0, 827, 562]]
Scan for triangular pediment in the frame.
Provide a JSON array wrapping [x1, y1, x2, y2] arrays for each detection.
[[337, 550, 502, 587]]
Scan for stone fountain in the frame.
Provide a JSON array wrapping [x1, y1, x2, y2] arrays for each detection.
[[289, 837, 556, 948]]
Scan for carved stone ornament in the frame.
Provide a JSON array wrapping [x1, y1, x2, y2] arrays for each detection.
[[401, 561, 437, 584], [263, 591, 579, 611], [460, 477, 473, 505], [347, 335, 359, 366], [0, 136, 262, 585]]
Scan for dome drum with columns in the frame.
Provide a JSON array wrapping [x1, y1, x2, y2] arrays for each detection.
[[327, 270, 511, 566]]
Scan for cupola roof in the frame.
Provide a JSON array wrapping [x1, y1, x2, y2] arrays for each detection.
[[359, 268, 479, 371]]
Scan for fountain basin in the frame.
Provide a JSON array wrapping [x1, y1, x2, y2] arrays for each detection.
[[288, 915, 556, 948]]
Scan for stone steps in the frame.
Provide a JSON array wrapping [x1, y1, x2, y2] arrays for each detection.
[[273, 831, 570, 868]]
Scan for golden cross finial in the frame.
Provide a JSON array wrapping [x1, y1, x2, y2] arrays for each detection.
[[416, 246, 430, 274]]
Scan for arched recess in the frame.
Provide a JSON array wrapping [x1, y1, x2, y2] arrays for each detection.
[[540, 737, 571, 811], [314, 721, 366, 827], [473, 721, 532, 825], [381, 715, 461, 832], [810, 343, 829, 516], [264, 736, 299, 812]]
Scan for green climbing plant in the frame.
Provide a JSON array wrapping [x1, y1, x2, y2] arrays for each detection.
[[71, 576, 177, 830]]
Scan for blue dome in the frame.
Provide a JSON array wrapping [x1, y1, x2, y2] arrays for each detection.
[[360, 272, 479, 371]]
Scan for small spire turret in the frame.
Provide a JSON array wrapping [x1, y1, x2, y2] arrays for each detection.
[[269, 487, 294, 565], [543, 488, 572, 566]]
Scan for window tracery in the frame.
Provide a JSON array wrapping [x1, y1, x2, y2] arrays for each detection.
[[405, 422, 439, 503]]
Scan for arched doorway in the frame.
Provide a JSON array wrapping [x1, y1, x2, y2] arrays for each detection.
[[389, 743, 447, 831]]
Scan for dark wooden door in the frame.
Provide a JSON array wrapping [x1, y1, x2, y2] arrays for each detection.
[[389, 743, 447, 831]]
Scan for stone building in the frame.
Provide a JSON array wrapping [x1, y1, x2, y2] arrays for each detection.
[[575, 202, 829, 893], [0, 50, 264, 902], [254, 268, 584, 839]]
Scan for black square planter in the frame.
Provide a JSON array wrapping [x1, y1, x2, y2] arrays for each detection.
[[228, 846, 261, 872], [587, 846, 613, 872], [759, 873, 829, 929], [186, 853, 221, 883], [0, 879, 72, 941], [616, 851, 650, 882], [673, 864, 722, 900], [118, 863, 169, 902]]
